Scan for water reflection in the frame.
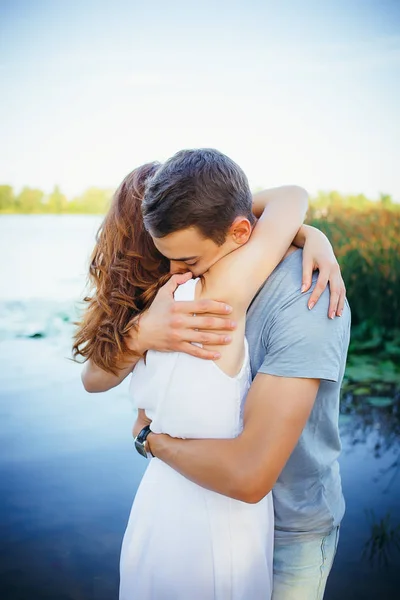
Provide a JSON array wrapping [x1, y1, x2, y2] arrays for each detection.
[[0, 338, 399, 599], [340, 388, 400, 490], [327, 389, 400, 597], [362, 510, 400, 567]]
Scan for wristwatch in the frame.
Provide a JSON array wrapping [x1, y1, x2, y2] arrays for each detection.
[[134, 425, 153, 459]]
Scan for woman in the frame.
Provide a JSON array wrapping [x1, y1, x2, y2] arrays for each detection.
[[74, 154, 336, 599]]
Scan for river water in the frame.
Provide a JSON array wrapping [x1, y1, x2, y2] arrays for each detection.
[[0, 215, 399, 599]]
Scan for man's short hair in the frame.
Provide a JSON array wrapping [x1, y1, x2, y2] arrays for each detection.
[[142, 148, 255, 245]]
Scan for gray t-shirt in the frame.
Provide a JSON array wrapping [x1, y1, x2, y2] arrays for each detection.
[[246, 248, 351, 540]]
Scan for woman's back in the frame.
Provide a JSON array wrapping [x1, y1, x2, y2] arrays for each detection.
[[129, 277, 251, 439], [120, 277, 274, 599]]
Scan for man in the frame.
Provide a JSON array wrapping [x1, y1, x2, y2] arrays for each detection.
[[83, 149, 350, 599]]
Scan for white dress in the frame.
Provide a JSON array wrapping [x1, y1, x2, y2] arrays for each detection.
[[119, 278, 274, 600]]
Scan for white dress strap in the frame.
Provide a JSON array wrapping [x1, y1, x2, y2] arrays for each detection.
[[173, 277, 199, 302]]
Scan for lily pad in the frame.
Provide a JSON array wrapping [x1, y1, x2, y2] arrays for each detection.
[[351, 337, 383, 352], [345, 358, 400, 386], [345, 363, 381, 383], [372, 383, 393, 393], [367, 397, 394, 408], [384, 342, 400, 357], [353, 387, 372, 396], [380, 361, 400, 385], [339, 414, 353, 425]]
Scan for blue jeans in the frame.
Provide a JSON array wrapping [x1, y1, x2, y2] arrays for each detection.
[[272, 526, 340, 600]]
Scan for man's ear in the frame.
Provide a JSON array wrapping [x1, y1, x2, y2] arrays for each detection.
[[229, 217, 252, 246]]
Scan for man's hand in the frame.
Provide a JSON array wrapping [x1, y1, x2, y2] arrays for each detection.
[[134, 272, 237, 360], [301, 226, 346, 319]]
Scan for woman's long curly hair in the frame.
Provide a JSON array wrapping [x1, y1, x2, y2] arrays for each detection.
[[72, 163, 170, 374]]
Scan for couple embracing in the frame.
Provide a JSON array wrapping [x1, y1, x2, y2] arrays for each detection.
[[74, 148, 350, 599]]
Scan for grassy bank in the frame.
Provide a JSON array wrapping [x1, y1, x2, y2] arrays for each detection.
[[307, 205, 400, 394]]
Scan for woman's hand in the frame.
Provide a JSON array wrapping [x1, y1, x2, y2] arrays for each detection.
[[134, 273, 237, 360], [301, 226, 346, 318]]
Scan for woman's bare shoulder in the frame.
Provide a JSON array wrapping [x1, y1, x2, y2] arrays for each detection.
[[199, 257, 244, 311]]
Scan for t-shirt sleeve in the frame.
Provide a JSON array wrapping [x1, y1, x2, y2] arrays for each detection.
[[259, 287, 350, 382]]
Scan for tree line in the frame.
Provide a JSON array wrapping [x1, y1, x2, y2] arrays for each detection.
[[0, 185, 113, 214], [0, 184, 398, 214]]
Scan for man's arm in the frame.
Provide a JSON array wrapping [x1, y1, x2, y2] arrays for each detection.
[[142, 281, 350, 501], [147, 374, 319, 503]]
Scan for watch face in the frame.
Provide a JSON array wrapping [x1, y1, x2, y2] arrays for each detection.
[[135, 439, 148, 458]]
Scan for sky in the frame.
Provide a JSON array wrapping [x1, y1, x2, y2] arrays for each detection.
[[0, 0, 399, 199]]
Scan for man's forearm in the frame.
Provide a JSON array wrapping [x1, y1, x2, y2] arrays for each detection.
[[148, 432, 266, 503]]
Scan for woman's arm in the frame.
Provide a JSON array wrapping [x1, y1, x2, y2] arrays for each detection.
[[253, 191, 345, 317], [294, 224, 346, 317], [81, 351, 140, 393], [251, 187, 301, 218], [208, 185, 308, 309]]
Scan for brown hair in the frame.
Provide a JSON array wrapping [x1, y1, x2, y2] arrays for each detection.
[[142, 148, 255, 245], [72, 163, 170, 374]]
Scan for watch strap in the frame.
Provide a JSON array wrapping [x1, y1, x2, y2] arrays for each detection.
[[136, 425, 152, 444], [134, 425, 153, 458]]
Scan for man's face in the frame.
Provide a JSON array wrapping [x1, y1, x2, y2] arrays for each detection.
[[151, 226, 230, 277]]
